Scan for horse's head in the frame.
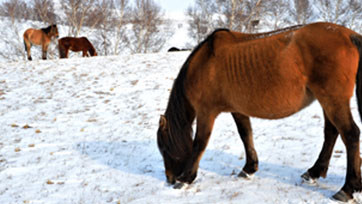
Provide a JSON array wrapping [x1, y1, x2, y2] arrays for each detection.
[[50, 24, 59, 39], [157, 115, 189, 184]]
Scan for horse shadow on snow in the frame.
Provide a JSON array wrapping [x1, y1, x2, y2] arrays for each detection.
[[76, 140, 344, 198]]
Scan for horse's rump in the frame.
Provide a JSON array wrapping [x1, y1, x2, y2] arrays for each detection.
[[23, 29, 44, 46]]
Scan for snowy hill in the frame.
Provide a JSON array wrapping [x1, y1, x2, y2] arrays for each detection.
[[0, 53, 362, 204]]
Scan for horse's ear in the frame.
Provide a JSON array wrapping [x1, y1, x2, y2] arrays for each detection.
[[159, 115, 167, 129]]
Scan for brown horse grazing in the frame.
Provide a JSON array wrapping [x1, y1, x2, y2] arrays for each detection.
[[157, 22, 362, 202], [58, 37, 97, 58], [23, 24, 59, 61]]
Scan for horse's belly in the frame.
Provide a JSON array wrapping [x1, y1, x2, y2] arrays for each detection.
[[246, 103, 305, 119], [231, 85, 314, 119]]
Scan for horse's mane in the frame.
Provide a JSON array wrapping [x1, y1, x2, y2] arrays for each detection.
[[41, 24, 57, 34], [163, 29, 230, 160]]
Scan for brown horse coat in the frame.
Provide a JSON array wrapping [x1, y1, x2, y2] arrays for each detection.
[[157, 22, 362, 202], [58, 37, 97, 58], [23, 25, 59, 60]]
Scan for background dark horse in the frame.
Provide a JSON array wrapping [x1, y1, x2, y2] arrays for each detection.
[[58, 37, 97, 58]]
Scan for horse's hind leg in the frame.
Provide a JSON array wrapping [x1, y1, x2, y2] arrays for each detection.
[[177, 112, 217, 184], [232, 113, 258, 178], [24, 40, 32, 61], [319, 99, 361, 201], [302, 112, 339, 182]]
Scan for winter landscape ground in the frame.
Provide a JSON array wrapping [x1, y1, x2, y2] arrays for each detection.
[[0, 51, 362, 204]]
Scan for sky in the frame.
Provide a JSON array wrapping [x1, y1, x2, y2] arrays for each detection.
[[156, 0, 194, 13]]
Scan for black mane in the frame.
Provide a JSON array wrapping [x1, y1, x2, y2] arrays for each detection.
[[41, 24, 56, 34], [163, 28, 230, 160]]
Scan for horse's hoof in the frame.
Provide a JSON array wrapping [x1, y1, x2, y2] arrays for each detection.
[[332, 190, 353, 202], [173, 182, 185, 189], [166, 175, 176, 185], [177, 171, 196, 184], [301, 172, 317, 185], [238, 170, 254, 180]]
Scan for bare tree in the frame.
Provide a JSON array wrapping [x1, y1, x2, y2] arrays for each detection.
[[292, 0, 314, 25], [0, 20, 25, 61], [214, 0, 247, 31], [0, 0, 31, 23], [60, 0, 97, 36], [0, 0, 57, 24], [186, 0, 216, 43], [113, 0, 130, 55], [0, 0, 32, 61], [92, 0, 116, 56], [314, 0, 349, 24], [31, 0, 58, 24], [126, 0, 172, 53], [264, 0, 290, 29], [187, 0, 267, 44], [343, 0, 362, 32]]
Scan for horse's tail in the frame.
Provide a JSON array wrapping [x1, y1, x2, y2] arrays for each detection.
[[351, 34, 362, 121], [160, 29, 230, 161], [23, 39, 27, 52], [23, 31, 29, 51]]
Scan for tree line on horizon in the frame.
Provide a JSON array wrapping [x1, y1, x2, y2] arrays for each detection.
[[0, 0, 361, 61]]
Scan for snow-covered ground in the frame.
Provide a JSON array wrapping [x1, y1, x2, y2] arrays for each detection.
[[0, 52, 362, 204]]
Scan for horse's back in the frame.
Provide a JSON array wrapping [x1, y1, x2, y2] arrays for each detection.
[[184, 22, 361, 119], [79, 37, 93, 46]]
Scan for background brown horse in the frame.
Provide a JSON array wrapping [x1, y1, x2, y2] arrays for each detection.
[[58, 37, 97, 58], [157, 22, 362, 202], [23, 24, 59, 61]]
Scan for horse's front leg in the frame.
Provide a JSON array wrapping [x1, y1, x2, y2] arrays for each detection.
[[42, 45, 48, 60], [82, 50, 89, 57], [301, 112, 338, 183], [232, 113, 258, 178], [65, 49, 69, 58], [177, 113, 217, 184]]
